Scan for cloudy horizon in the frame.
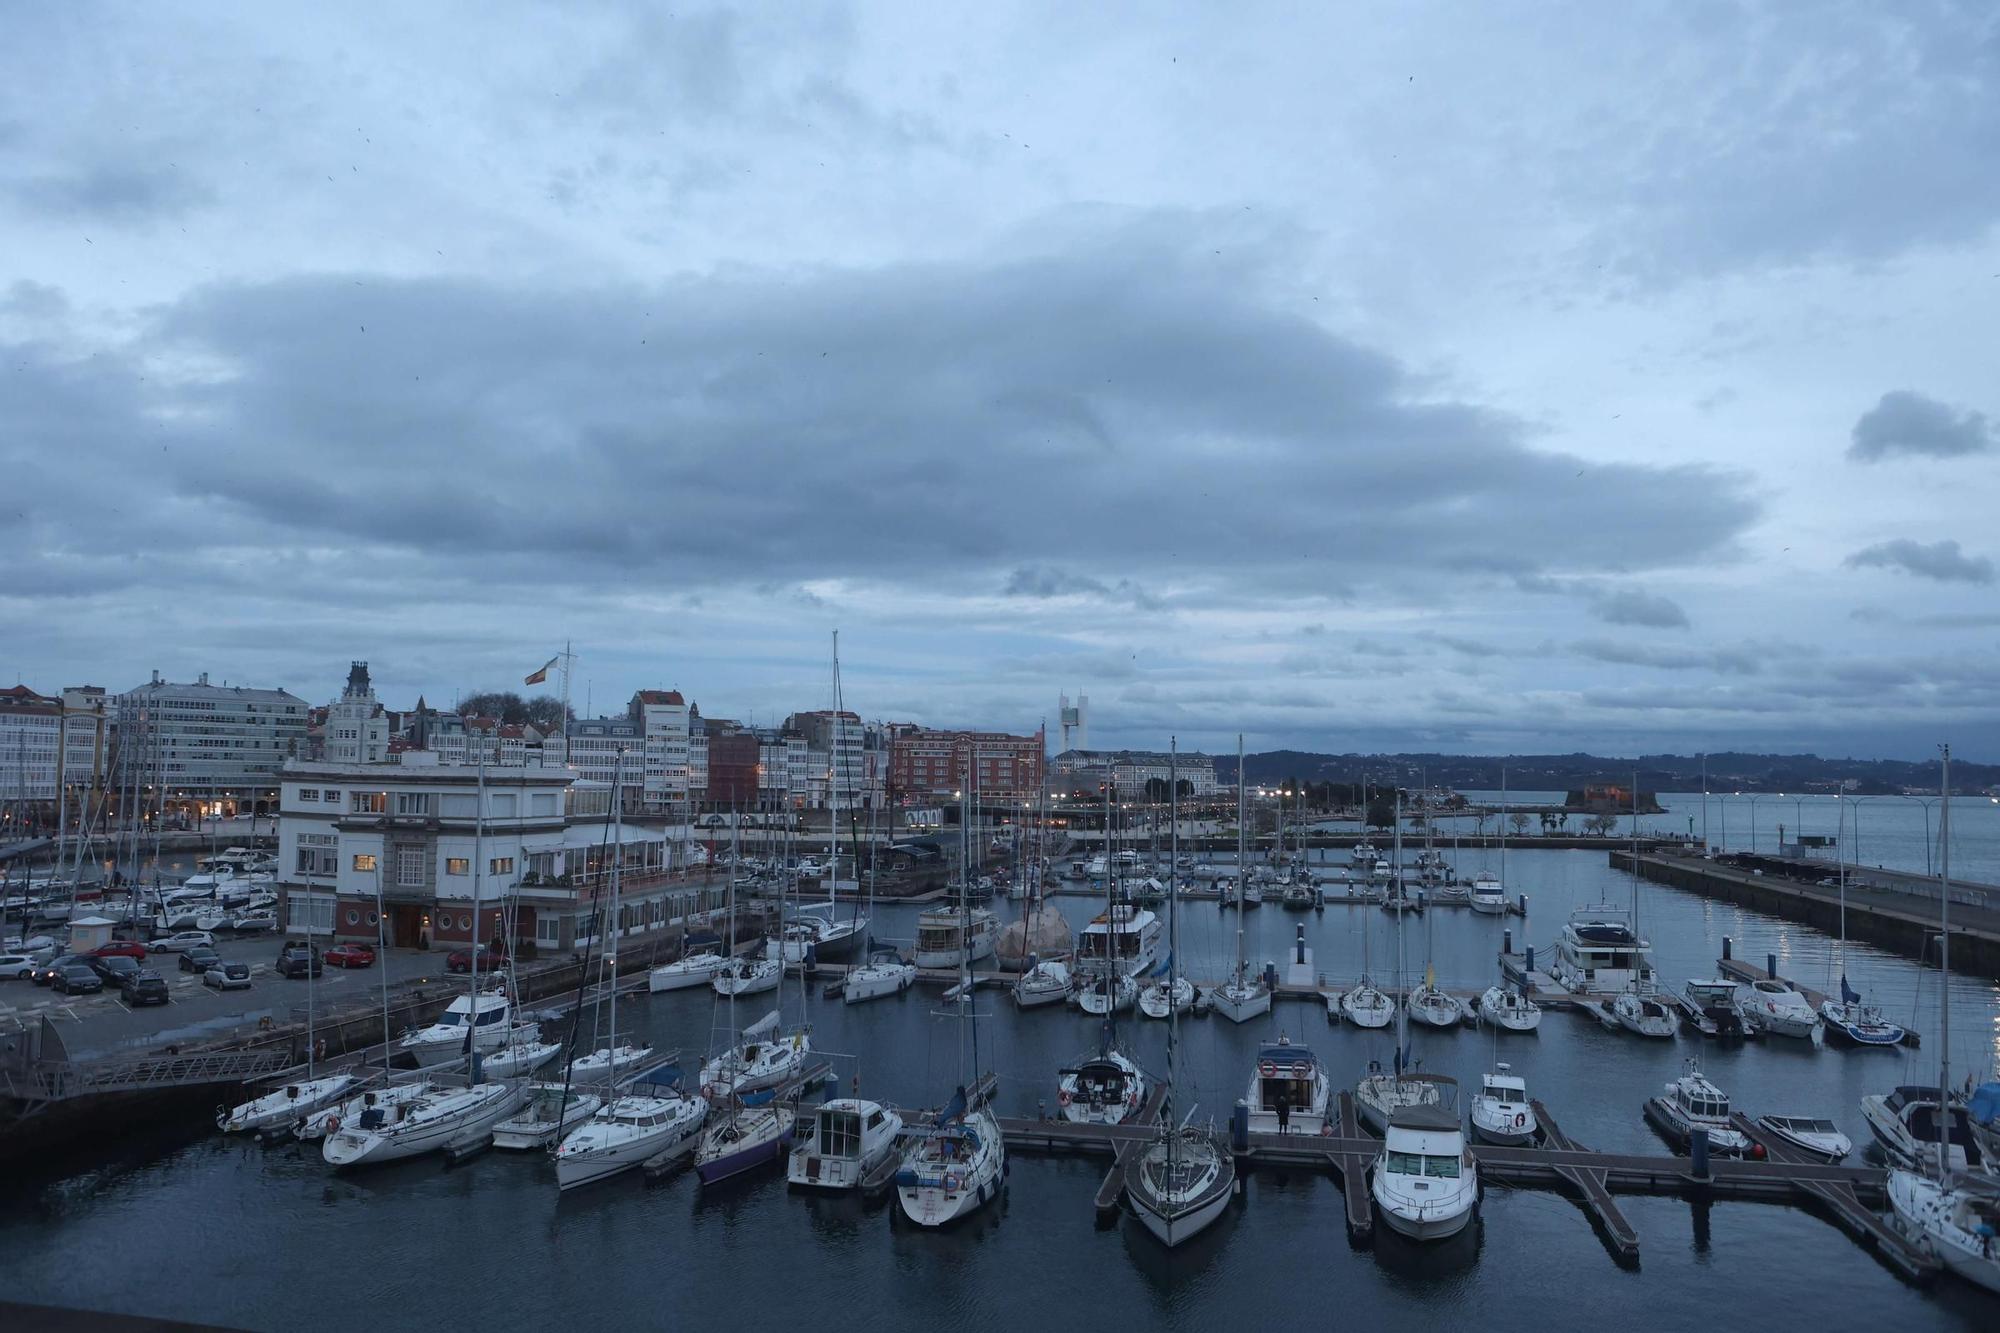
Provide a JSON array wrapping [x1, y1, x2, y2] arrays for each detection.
[[5, 4, 1998, 761]]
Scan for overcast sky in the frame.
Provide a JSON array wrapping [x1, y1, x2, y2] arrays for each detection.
[[4, 3, 1998, 759]]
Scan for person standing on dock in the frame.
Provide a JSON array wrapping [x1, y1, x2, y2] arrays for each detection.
[[1275, 1083, 1292, 1135]]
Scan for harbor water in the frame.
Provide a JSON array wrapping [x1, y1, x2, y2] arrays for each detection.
[[3, 813, 1998, 1327]]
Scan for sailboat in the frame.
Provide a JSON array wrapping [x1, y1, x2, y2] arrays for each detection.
[[1337, 884, 1395, 1029], [1002, 776, 1075, 997], [1126, 741, 1235, 1246], [1607, 775, 1676, 1039], [1356, 790, 1456, 1136], [1820, 798, 1906, 1047], [1885, 745, 2000, 1294], [1406, 890, 1464, 1029], [895, 751, 1006, 1228], [1138, 839, 1193, 1019], [1469, 767, 1509, 914], [1212, 736, 1272, 1025]]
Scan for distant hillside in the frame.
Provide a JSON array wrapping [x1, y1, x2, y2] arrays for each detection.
[[1215, 750, 1999, 795]]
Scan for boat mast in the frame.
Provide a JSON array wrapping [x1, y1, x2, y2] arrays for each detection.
[[1166, 738, 1180, 1171], [1499, 764, 1507, 888], [829, 630, 839, 918], [1937, 743, 1951, 1178], [605, 748, 622, 1094], [1630, 770, 1641, 994], [961, 758, 974, 1091], [1234, 734, 1245, 984], [1393, 787, 1406, 1083], [470, 752, 485, 1081]]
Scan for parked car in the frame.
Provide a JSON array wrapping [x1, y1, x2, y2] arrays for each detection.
[[179, 946, 222, 973], [275, 941, 322, 979], [31, 954, 86, 986], [446, 944, 508, 974], [119, 969, 170, 1006], [0, 953, 43, 980], [325, 943, 376, 969], [52, 963, 103, 995], [89, 954, 142, 985], [205, 960, 252, 990], [90, 939, 149, 961], [149, 930, 216, 952]]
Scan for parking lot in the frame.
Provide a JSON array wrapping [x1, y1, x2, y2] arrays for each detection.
[[0, 933, 487, 1057]]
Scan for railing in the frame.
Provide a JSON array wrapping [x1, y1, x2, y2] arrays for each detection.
[[2, 1048, 292, 1104]]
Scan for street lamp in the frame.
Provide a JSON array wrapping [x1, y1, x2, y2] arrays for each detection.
[[1742, 793, 1768, 854], [1902, 794, 1939, 876]]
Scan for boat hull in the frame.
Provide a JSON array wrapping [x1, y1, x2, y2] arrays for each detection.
[[556, 1114, 704, 1190], [648, 957, 729, 991], [1213, 985, 1272, 1025], [1375, 1190, 1476, 1241], [695, 1115, 795, 1185], [1127, 1165, 1233, 1246]]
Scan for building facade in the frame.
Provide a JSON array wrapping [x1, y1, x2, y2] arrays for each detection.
[[0, 685, 59, 808], [323, 661, 390, 765], [120, 672, 308, 810], [629, 689, 691, 814], [1050, 748, 1218, 799], [890, 725, 1047, 801]]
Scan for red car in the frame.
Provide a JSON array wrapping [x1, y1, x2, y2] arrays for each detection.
[[325, 943, 377, 969], [446, 944, 508, 974], [91, 940, 148, 961]]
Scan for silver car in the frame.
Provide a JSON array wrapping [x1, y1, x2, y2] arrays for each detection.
[[204, 960, 253, 990]]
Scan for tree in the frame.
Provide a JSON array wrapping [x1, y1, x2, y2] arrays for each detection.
[[1508, 812, 1531, 837], [1584, 813, 1617, 837], [1365, 799, 1396, 830], [1144, 777, 1171, 803], [460, 690, 528, 724], [522, 696, 570, 731]]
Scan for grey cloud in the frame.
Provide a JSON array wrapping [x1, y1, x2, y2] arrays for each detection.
[[1570, 639, 1760, 675], [1003, 566, 1160, 610], [1588, 590, 1690, 629], [1843, 538, 1995, 584], [10, 162, 214, 223], [1848, 391, 1994, 462]]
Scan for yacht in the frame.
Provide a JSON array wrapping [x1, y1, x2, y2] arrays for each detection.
[[1755, 1115, 1852, 1162], [1469, 1065, 1537, 1145], [568, 1043, 653, 1086], [492, 1084, 603, 1150], [1076, 902, 1162, 978], [648, 949, 731, 992], [712, 957, 781, 996], [1339, 979, 1396, 1029], [842, 951, 917, 1004], [912, 904, 997, 969], [398, 992, 515, 1068], [1887, 1170, 2000, 1294], [1548, 905, 1655, 994], [1670, 978, 1751, 1039], [1059, 1038, 1148, 1125], [1468, 872, 1507, 915], [297, 1079, 436, 1141], [1609, 987, 1678, 1039], [698, 1019, 810, 1102], [1073, 970, 1136, 1015], [1475, 984, 1541, 1033], [695, 1102, 796, 1184], [1244, 1036, 1331, 1135], [1862, 1086, 1985, 1172], [1011, 957, 1072, 1009], [1407, 981, 1464, 1030], [1742, 979, 1822, 1042], [1127, 1124, 1234, 1247], [1213, 967, 1273, 1024], [322, 1081, 527, 1168], [1351, 842, 1378, 868], [1138, 975, 1194, 1019], [480, 1034, 561, 1079], [896, 1087, 1006, 1227], [1644, 1060, 1751, 1155], [216, 1074, 359, 1135], [1279, 882, 1317, 910], [788, 1098, 905, 1190], [1356, 1065, 1454, 1138], [555, 1093, 708, 1189], [1371, 1101, 1478, 1240], [1820, 991, 1906, 1047]]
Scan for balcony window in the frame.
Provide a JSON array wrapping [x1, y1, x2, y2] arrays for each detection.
[[349, 792, 386, 814], [490, 856, 515, 875]]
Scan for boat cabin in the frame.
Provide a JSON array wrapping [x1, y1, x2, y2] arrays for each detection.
[[811, 1102, 889, 1161], [1252, 1042, 1323, 1119], [1382, 1104, 1467, 1179]]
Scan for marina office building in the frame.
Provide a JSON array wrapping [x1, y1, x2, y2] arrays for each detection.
[[276, 754, 714, 953]]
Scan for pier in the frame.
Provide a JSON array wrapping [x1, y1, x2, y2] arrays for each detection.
[[1713, 941, 1922, 1046]]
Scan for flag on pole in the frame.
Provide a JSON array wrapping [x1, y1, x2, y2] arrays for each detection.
[[524, 655, 559, 686]]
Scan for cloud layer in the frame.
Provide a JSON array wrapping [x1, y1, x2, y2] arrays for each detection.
[[1849, 391, 1994, 462], [1844, 538, 1995, 584]]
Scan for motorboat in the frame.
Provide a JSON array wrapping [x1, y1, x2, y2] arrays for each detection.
[[712, 957, 781, 996], [1476, 984, 1541, 1033], [1138, 975, 1194, 1019], [1887, 1169, 2000, 1294], [1076, 901, 1162, 978], [297, 1079, 437, 1141], [1339, 979, 1396, 1029], [1372, 1101, 1478, 1241], [398, 993, 516, 1068], [555, 1093, 707, 1189], [648, 949, 731, 992], [1820, 994, 1906, 1047], [568, 1043, 654, 1088], [228, 908, 278, 933], [1126, 1125, 1234, 1247], [492, 1084, 603, 1150], [1609, 988, 1677, 1039], [1011, 958, 1072, 1009], [1407, 983, 1464, 1030], [1073, 970, 1136, 1015], [322, 1081, 527, 1168], [1468, 872, 1507, 915], [896, 1090, 1006, 1227], [1469, 1064, 1537, 1146], [1245, 1036, 1331, 1135], [1548, 905, 1655, 994], [695, 1103, 796, 1184], [1428, 882, 1470, 906], [1671, 979, 1751, 1039], [842, 952, 917, 1004], [1743, 979, 1823, 1042], [1059, 1040, 1147, 1125], [1861, 1086, 1985, 1172], [912, 904, 997, 969], [1644, 1060, 1751, 1155], [1756, 1115, 1852, 1162], [787, 1098, 905, 1191], [217, 1074, 358, 1135], [1355, 1066, 1453, 1138]]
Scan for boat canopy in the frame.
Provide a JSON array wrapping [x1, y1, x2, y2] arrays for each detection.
[[1970, 1083, 2000, 1128], [1257, 1043, 1318, 1073], [1388, 1103, 1460, 1133]]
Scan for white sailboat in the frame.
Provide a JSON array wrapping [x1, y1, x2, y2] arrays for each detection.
[[1887, 746, 2000, 1293], [1125, 742, 1235, 1247], [1337, 862, 1395, 1029], [1213, 737, 1272, 1026], [1820, 799, 1906, 1046], [1606, 776, 1677, 1039], [1011, 956, 1072, 1009], [1356, 790, 1455, 1136], [492, 1082, 603, 1151], [217, 1074, 358, 1135], [1476, 983, 1542, 1033], [1469, 768, 1510, 914], [322, 1080, 527, 1167]]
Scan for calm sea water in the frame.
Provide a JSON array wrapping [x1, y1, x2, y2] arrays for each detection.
[[3, 824, 1998, 1327]]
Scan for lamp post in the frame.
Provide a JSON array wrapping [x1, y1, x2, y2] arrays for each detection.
[[1742, 793, 1768, 854], [1902, 794, 1938, 876]]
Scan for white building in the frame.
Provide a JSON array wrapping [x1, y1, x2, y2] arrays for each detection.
[[1051, 748, 1219, 799], [629, 689, 691, 814], [121, 671, 309, 807], [0, 686, 60, 805], [323, 661, 390, 765]]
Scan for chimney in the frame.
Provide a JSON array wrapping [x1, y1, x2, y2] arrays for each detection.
[[197, 671, 210, 687]]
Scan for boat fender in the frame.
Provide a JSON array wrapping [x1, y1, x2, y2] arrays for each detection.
[[1318, 1123, 1333, 1137], [945, 1172, 963, 1193], [325, 1114, 340, 1135], [1514, 1113, 1525, 1128], [1058, 1090, 1070, 1107]]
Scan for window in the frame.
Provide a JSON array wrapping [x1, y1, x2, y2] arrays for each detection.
[[440, 794, 476, 818], [350, 792, 387, 814], [1423, 1154, 1462, 1180], [298, 788, 319, 801], [394, 792, 431, 816], [322, 790, 341, 803], [489, 857, 514, 875], [491, 792, 518, 816], [446, 857, 469, 875], [396, 848, 425, 888], [531, 792, 557, 815], [353, 853, 377, 872], [535, 915, 559, 944], [345, 908, 360, 926]]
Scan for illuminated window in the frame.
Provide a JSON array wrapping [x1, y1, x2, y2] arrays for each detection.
[[352, 853, 378, 872]]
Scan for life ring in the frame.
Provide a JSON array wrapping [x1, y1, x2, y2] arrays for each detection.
[[1291, 1062, 1310, 1080], [1058, 1089, 1071, 1106], [1259, 1060, 1277, 1078], [701, 1084, 716, 1101], [944, 1172, 964, 1193], [1514, 1112, 1526, 1128]]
